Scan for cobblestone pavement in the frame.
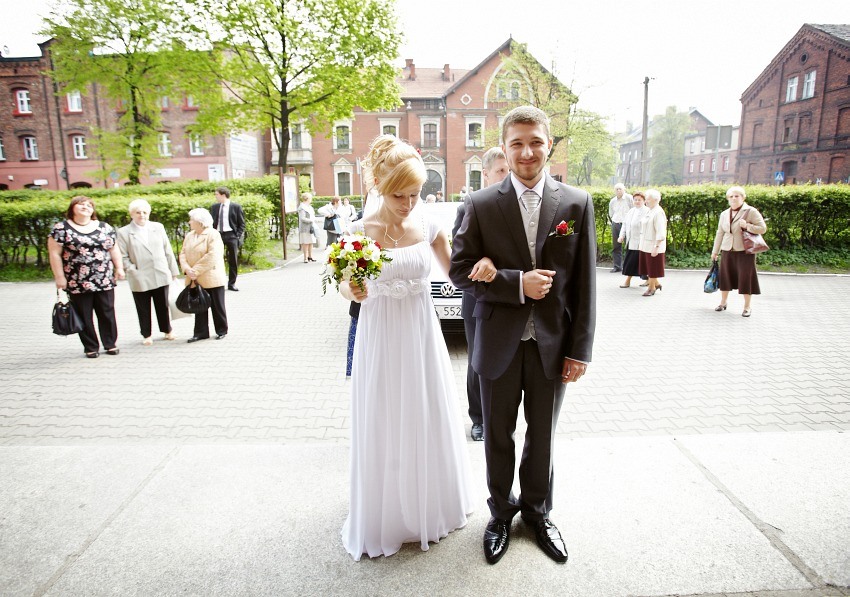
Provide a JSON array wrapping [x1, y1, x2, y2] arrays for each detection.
[[1, 263, 849, 444]]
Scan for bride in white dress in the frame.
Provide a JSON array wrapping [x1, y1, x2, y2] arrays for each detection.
[[340, 135, 476, 560]]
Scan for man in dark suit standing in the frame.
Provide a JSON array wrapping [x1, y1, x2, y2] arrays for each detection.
[[452, 146, 510, 442], [450, 106, 596, 565], [210, 186, 245, 291]]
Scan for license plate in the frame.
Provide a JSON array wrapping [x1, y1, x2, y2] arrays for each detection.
[[436, 305, 462, 319]]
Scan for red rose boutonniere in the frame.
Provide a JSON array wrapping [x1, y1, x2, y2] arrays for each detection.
[[549, 219, 575, 238]]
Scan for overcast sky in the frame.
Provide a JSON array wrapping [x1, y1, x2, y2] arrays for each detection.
[[2, 0, 847, 133]]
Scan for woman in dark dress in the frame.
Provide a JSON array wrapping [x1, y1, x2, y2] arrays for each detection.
[[48, 196, 125, 358], [711, 186, 767, 317], [617, 191, 648, 288]]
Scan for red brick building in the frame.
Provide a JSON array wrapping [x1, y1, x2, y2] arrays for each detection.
[[0, 40, 264, 191], [272, 39, 567, 198], [682, 126, 739, 185], [737, 24, 850, 185]]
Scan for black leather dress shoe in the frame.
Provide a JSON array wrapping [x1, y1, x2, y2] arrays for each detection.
[[216, 333, 227, 340], [524, 517, 568, 563], [483, 517, 511, 564], [471, 424, 484, 442], [228, 285, 239, 291], [187, 336, 208, 343]]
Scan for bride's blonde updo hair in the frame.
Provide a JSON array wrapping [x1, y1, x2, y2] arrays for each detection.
[[361, 135, 426, 197]]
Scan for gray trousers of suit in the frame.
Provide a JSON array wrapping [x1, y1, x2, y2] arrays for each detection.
[[479, 339, 566, 521]]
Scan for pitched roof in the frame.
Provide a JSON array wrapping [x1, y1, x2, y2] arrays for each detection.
[[809, 23, 850, 44], [398, 67, 470, 99], [741, 23, 850, 100]]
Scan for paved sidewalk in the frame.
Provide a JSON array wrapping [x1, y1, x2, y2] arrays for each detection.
[[1, 265, 849, 443], [1, 264, 849, 596]]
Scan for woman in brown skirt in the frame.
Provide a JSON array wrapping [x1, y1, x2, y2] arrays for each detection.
[[638, 189, 667, 296], [711, 186, 767, 317]]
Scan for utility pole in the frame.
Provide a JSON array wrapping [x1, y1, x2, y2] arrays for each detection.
[[640, 76, 650, 185]]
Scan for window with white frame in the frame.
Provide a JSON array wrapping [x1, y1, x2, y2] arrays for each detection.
[[497, 82, 507, 100], [690, 139, 695, 153], [722, 156, 730, 171], [334, 122, 351, 151], [72, 135, 87, 159], [159, 96, 170, 110], [379, 117, 400, 138], [14, 89, 31, 114], [337, 172, 351, 196], [802, 71, 816, 99], [510, 81, 520, 100], [421, 118, 439, 148], [688, 161, 694, 173], [466, 116, 485, 148], [66, 90, 82, 112], [189, 133, 204, 156], [184, 95, 198, 109], [0, 136, 5, 160], [710, 158, 716, 173], [22, 136, 38, 160], [158, 133, 172, 156], [290, 123, 302, 149], [468, 170, 482, 192], [699, 159, 705, 173], [785, 76, 798, 103]]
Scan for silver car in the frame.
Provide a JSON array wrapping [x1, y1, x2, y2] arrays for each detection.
[[420, 202, 465, 334]]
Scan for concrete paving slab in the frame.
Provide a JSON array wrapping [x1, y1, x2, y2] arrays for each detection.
[[679, 431, 850, 587], [2, 435, 827, 596], [0, 446, 174, 597]]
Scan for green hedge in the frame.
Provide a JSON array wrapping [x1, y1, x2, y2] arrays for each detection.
[[3, 180, 849, 271], [0, 192, 272, 268], [588, 184, 850, 268]]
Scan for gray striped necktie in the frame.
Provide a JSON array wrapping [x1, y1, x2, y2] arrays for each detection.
[[521, 190, 540, 213]]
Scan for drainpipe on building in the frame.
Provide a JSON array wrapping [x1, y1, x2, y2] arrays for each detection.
[[46, 49, 70, 190]]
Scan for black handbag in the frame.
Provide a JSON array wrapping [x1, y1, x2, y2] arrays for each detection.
[[323, 214, 339, 232], [52, 290, 84, 336], [704, 261, 719, 293], [176, 281, 212, 314]]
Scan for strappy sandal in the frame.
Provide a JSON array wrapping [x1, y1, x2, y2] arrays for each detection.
[[105, 348, 120, 356]]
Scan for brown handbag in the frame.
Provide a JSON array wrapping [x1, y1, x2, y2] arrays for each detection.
[[741, 209, 769, 254]]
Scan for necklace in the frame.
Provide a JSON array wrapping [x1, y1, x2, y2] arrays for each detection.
[[382, 221, 408, 247]]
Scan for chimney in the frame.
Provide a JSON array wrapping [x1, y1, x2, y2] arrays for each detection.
[[443, 64, 450, 81], [405, 58, 416, 81]]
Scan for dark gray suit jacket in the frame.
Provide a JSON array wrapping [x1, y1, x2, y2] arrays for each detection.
[[449, 174, 597, 380]]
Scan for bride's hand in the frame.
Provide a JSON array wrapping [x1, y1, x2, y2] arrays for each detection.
[[342, 281, 368, 302], [470, 256, 496, 282]]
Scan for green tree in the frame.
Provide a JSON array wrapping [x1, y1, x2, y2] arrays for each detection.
[[182, 0, 402, 187], [41, 0, 207, 184], [648, 106, 693, 185], [490, 42, 614, 184]]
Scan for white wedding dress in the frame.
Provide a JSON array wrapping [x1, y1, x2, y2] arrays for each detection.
[[341, 216, 474, 561]]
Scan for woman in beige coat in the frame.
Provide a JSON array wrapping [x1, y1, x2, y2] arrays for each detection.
[[711, 186, 767, 317], [117, 199, 180, 345], [638, 189, 667, 296], [179, 208, 228, 342]]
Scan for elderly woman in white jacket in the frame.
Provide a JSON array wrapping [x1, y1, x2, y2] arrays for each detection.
[[117, 199, 180, 345], [617, 190, 649, 289]]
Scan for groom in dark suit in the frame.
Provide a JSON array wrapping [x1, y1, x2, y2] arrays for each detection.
[[449, 106, 596, 565]]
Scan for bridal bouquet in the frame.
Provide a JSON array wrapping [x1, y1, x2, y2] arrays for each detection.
[[321, 233, 392, 295]]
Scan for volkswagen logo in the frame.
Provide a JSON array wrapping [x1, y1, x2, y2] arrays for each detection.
[[440, 283, 457, 297]]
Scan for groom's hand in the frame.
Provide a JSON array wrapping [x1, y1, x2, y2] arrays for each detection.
[[523, 269, 556, 300], [561, 358, 587, 384]]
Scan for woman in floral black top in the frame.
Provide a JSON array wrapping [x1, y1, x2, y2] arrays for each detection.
[[48, 196, 125, 358]]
